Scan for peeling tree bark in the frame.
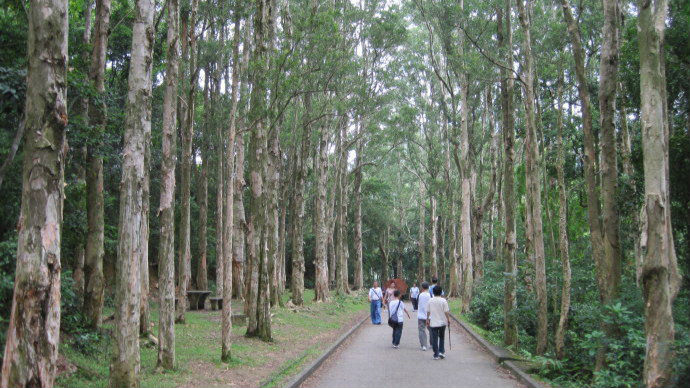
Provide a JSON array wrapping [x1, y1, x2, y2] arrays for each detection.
[[516, 0, 548, 355], [245, 0, 273, 341], [156, 0, 179, 370], [314, 128, 330, 302], [637, 0, 682, 385], [290, 95, 311, 305], [0, 0, 68, 385], [560, 0, 621, 366], [83, 0, 111, 330], [109, 0, 154, 384]]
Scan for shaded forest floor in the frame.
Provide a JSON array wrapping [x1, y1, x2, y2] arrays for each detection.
[[56, 289, 367, 388]]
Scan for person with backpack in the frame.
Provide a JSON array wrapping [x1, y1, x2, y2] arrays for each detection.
[[368, 281, 383, 324], [388, 290, 411, 348], [429, 277, 444, 298], [426, 285, 451, 360]]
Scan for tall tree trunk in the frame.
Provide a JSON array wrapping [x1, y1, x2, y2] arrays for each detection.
[[0, 0, 68, 384], [314, 128, 330, 301], [430, 195, 438, 278], [498, 1, 518, 350], [554, 70, 572, 360], [380, 226, 390, 281], [176, 0, 199, 324], [233, 131, 246, 300], [290, 96, 311, 305], [638, 0, 681, 385], [459, 68, 473, 314], [197, 74, 210, 292], [278, 167, 288, 296], [156, 0, 179, 370], [246, 0, 273, 341], [418, 185, 426, 284], [83, 0, 111, 330], [598, 0, 623, 369], [327, 156, 338, 286], [109, 0, 154, 383], [221, 7, 242, 361], [516, 0, 548, 355], [353, 134, 364, 290], [140, 110, 151, 336], [619, 89, 633, 177], [560, 0, 620, 367], [336, 121, 350, 294]]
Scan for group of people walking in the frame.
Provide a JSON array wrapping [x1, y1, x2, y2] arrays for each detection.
[[367, 278, 451, 360]]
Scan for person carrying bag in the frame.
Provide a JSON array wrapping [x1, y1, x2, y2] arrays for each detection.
[[387, 290, 411, 348]]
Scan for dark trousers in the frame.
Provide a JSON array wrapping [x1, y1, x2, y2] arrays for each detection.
[[411, 297, 418, 310], [391, 322, 403, 345], [430, 325, 446, 357]]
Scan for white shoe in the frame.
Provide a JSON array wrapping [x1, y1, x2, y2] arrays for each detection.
[[421, 346, 427, 351], [439, 353, 446, 359]]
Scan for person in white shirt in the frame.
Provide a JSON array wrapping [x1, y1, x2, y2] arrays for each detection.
[[416, 282, 432, 351], [368, 281, 383, 325], [388, 290, 411, 348], [426, 285, 451, 360], [409, 283, 420, 311]]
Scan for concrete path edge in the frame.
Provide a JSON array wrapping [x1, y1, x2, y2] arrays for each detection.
[[282, 313, 369, 388], [449, 313, 550, 388]]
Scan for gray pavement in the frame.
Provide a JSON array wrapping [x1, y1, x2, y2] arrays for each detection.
[[301, 303, 524, 388]]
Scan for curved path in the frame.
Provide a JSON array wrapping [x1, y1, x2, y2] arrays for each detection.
[[301, 303, 525, 388]]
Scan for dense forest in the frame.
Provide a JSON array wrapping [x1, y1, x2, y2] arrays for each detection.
[[0, 0, 688, 386]]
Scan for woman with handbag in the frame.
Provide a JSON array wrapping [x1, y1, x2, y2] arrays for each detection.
[[387, 290, 411, 348]]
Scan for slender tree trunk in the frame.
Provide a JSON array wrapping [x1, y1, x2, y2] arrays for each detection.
[[327, 157, 338, 286], [83, 0, 111, 330], [336, 121, 350, 294], [176, 0, 199, 324], [619, 90, 633, 177], [598, 0, 623, 368], [498, 1, 518, 350], [233, 131, 246, 300], [278, 168, 288, 296], [459, 77, 473, 313], [554, 71, 572, 360], [380, 226, 390, 281], [156, 0, 179, 370], [290, 96, 311, 305], [221, 7, 241, 361], [418, 185, 426, 284], [246, 0, 273, 341], [430, 195, 438, 278], [560, 0, 620, 366], [353, 134, 364, 290], [140, 110, 151, 336], [0, 0, 67, 384], [314, 128, 330, 301], [516, 0, 548, 355], [638, 0, 681, 385], [197, 74, 210, 292], [109, 0, 154, 383]]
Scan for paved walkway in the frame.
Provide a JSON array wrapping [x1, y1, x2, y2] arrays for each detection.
[[301, 303, 524, 388]]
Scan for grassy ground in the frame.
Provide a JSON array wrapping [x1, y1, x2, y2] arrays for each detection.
[[57, 289, 367, 388]]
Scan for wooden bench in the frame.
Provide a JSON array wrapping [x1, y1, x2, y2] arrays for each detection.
[[209, 297, 223, 310]]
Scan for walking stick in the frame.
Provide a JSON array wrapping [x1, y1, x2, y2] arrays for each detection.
[[448, 322, 452, 350]]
